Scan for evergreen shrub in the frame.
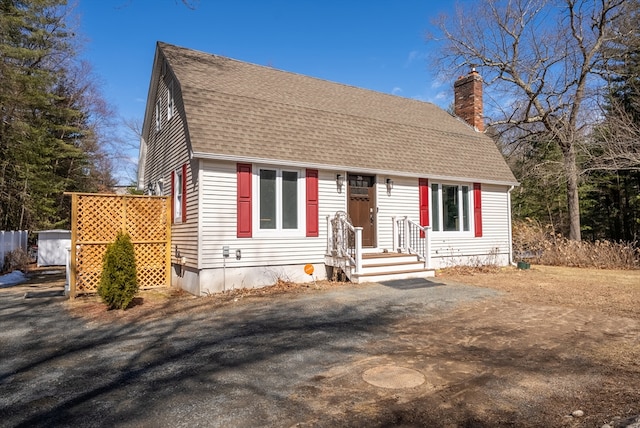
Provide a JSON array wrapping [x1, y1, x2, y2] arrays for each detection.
[[98, 231, 138, 310]]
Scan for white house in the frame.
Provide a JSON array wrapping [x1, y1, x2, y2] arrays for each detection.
[[138, 42, 518, 295]]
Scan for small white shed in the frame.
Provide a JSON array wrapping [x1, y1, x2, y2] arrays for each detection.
[[36, 230, 71, 267]]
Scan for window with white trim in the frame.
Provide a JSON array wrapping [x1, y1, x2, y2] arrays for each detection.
[[174, 167, 183, 223], [155, 100, 161, 131], [167, 80, 174, 120], [431, 183, 472, 232], [254, 167, 304, 235]]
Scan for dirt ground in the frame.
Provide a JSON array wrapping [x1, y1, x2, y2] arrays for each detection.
[[3, 265, 640, 427], [386, 266, 640, 427], [283, 266, 640, 427]]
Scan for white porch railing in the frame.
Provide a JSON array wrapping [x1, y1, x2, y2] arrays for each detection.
[[392, 216, 432, 269], [326, 213, 432, 275], [326, 212, 362, 274]]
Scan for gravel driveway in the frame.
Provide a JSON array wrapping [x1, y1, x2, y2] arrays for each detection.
[[0, 273, 496, 427]]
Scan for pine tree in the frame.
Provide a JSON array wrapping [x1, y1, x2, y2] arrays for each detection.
[[0, 0, 114, 231], [605, 0, 640, 123], [582, 0, 640, 241]]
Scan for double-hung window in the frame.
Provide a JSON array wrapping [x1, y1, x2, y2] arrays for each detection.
[[155, 100, 161, 131], [255, 167, 303, 234], [167, 81, 175, 120], [431, 183, 472, 233], [173, 165, 186, 224]]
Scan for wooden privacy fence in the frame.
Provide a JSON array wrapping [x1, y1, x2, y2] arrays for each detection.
[[68, 193, 171, 298]]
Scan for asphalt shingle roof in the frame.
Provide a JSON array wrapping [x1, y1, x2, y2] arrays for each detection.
[[158, 42, 517, 185]]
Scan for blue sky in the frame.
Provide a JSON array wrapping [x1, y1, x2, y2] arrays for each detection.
[[75, 0, 461, 184]]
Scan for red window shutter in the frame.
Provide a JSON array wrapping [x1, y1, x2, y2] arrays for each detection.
[[474, 182, 483, 237], [419, 178, 429, 227], [419, 178, 429, 237], [171, 171, 175, 224], [306, 169, 319, 237], [237, 163, 252, 238], [181, 164, 187, 223]]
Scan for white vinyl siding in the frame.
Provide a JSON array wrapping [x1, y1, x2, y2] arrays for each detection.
[[430, 184, 511, 267], [143, 72, 198, 268], [376, 176, 419, 252], [198, 162, 511, 271], [377, 178, 510, 266], [199, 162, 345, 269]]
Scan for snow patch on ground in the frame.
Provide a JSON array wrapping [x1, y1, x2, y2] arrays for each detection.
[[0, 271, 27, 287]]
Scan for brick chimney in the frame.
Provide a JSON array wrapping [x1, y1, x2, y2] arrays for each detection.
[[454, 69, 484, 132]]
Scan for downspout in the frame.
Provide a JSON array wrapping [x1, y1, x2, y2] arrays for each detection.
[[507, 186, 516, 266]]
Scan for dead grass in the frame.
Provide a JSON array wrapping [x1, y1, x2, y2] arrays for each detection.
[[438, 264, 640, 320], [513, 218, 640, 269], [437, 264, 502, 275], [201, 278, 353, 300], [439, 264, 640, 378], [65, 278, 353, 324]]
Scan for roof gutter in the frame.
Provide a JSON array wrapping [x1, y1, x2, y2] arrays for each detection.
[[192, 151, 520, 187], [507, 185, 515, 266]]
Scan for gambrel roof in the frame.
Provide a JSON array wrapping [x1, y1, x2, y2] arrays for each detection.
[[148, 42, 517, 185]]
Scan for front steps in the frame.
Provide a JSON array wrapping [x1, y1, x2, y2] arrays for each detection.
[[349, 252, 435, 283]]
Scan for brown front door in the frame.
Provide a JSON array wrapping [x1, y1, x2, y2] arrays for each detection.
[[348, 174, 376, 247]]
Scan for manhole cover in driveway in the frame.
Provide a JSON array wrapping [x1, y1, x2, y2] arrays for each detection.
[[363, 365, 425, 389]]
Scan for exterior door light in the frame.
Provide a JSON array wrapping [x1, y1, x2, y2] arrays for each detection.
[[336, 174, 345, 192]]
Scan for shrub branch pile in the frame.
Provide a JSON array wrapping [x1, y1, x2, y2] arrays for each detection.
[[3, 248, 30, 273]]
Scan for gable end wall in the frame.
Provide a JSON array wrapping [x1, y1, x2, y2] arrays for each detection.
[[144, 66, 199, 280]]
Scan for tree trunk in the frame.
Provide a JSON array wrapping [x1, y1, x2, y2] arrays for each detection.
[[19, 177, 28, 231], [563, 145, 582, 241]]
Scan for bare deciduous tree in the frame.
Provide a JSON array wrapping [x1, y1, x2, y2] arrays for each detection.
[[583, 100, 640, 172], [430, 0, 626, 241], [587, 0, 640, 173]]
